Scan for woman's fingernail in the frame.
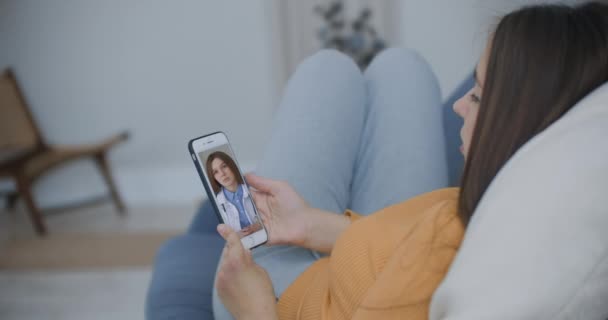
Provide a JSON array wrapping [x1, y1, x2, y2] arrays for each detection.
[[217, 224, 225, 233]]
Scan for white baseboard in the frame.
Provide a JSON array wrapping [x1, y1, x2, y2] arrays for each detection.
[[11, 160, 255, 208]]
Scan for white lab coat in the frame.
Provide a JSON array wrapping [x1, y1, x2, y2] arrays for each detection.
[[215, 184, 257, 231]]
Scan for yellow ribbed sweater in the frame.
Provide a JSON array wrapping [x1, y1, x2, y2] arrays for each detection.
[[277, 188, 463, 320]]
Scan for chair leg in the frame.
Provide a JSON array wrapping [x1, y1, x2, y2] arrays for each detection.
[[16, 176, 47, 236], [6, 192, 20, 210], [95, 153, 126, 215]]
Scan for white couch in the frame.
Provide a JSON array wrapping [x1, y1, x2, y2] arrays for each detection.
[[430, 83, 608, 319]]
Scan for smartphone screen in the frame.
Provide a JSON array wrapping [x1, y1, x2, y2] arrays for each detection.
[[190, 132, 267, 249]]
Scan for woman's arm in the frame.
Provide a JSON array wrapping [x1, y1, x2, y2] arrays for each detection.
[[296, 207, 351, 254]]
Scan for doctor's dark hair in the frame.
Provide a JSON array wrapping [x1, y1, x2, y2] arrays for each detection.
[[459, 2, 608, 225], [205, 151, 244, 194]]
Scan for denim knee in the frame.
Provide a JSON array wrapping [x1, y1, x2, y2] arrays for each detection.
[[296, 49, 364, 83], [365, 47, 437, 84]]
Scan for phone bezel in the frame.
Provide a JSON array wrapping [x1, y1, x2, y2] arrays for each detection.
[[188, 131, 268, 250]]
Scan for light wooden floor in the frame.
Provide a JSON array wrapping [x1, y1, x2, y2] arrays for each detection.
[[0, 201, 196, 320]]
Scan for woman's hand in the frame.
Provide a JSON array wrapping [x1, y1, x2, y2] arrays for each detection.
[[216, 224, 278, 320], [246, 174, 311, 246]]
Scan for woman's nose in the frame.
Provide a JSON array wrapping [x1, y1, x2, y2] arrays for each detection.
[[453, 98, 466, 117]]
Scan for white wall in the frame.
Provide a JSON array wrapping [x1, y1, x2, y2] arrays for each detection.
[[1, 0, 581, 208], [395, 0, 579, 98], [0, 0, 278, 206]]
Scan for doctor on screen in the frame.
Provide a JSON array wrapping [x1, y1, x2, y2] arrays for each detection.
[[205, 151, 257, 232]]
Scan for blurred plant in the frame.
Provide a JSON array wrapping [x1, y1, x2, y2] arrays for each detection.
[[315, 1, 387, 69]]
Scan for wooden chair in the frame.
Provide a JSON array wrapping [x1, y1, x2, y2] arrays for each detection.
[[0, 68, 129, 235]]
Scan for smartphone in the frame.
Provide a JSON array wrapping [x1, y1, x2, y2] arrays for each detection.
[[188, 131, 268, 249]]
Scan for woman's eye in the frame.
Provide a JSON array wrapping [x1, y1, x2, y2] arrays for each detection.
[[469, 94, 481, 103]]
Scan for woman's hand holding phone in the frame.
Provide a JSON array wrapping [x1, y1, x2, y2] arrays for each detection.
[[246, 173, 351, 253], [245, 173, 311, 247], [216, 224, 278, 320]]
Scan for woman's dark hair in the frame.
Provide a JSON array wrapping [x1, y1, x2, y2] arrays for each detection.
[[459, 2, 608, 225], [205, 151, 244, 194]]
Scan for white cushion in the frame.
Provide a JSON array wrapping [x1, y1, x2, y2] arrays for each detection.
[[430, 83, 608, 320]]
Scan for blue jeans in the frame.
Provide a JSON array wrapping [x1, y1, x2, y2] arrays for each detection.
[[146, 48, 472, 320]]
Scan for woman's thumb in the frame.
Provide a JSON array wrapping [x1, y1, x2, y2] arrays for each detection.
[[245, 173, 276, 193]]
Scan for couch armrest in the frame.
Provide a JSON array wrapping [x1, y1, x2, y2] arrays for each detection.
[[145, 234, 224, 320]]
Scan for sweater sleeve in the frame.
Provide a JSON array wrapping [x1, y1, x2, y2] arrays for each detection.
[[277, 188, 462, 320], [351, 199, 464, 320]]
